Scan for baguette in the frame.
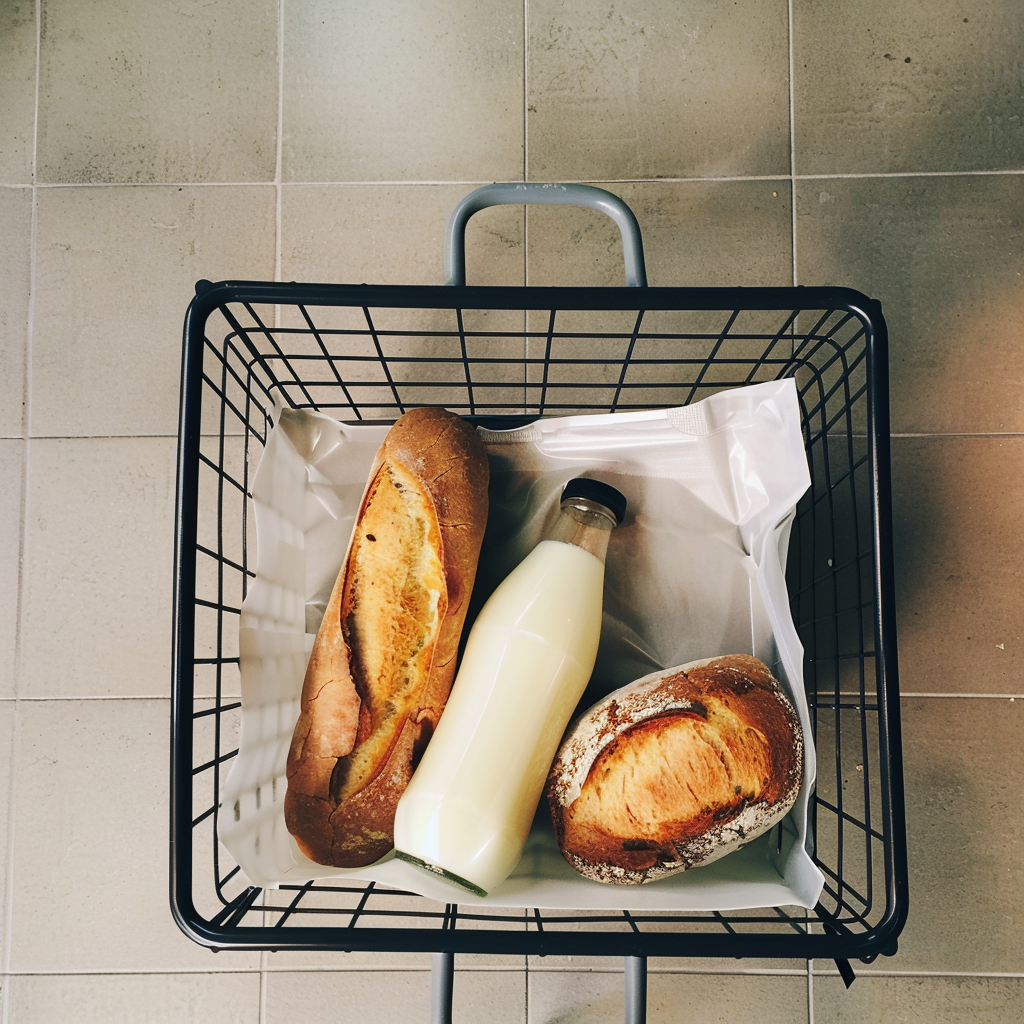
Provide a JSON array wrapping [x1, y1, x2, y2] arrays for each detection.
[[285, 408, 489, 867], [546, 654, 802, 885]]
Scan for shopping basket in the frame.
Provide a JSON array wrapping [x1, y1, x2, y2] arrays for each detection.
[[171, 184, 908, 974]]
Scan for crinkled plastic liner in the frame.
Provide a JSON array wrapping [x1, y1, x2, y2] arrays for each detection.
[[221, 379, 825, 911]]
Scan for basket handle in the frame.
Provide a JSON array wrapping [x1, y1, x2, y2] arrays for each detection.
[[444, 182, 648, 287]]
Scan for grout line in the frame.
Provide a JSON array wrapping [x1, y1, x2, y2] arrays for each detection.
[[3, 966, 1024, 979], [524, 0, 530, 268], [807, 959, 814, 1024], [523, 0, 530, 285], [524, 928, 533, 1023], [18, 0, 41, 660], [788, 0, 798, 288], [822, 690, 1024, 700], [3, 969, 265, 978], [524, 958, 530, 1024], [262, 964, 535, 975], [1, 712, 20, 1005], [0, 966, 525, 977], [899, 692, 1023, 700], [258, 888, 270, 1024], [794, 169, 1024, 179], [27, 179, 509, 189], [29, 180, 284, 190], [26, 0, 39, 435], [588, 169, 1024, 182], [30, 0, 40, 189], [21, 434, 181, 441], [524, 965, 811, 977], [274, 0, 285, 287], [4, 196, 34, 975], [12, 695, 177, 702], [4, 4, 44, 1012], [522, 0, 530, 412], [258, 950, 268, 1024], [523, 0, 529, 186], [891, 431, 1024, 439], [22, 169, 1024, 190], [809, 969, 1024, 980]]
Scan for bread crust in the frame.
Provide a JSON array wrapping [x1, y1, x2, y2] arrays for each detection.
[[285, 408, 489, 867], [546, 654, 803, 885]]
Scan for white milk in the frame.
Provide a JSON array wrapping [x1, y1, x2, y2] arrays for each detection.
[[394, 484, 623, 896]]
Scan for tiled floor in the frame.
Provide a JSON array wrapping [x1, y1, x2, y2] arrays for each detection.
[[2, 1, 1022, 1021]]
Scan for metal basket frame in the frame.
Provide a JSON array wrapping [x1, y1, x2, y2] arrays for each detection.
[[171, 277, 908, 966]]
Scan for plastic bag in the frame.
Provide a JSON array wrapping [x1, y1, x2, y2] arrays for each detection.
[[221, 379, 825, 910]]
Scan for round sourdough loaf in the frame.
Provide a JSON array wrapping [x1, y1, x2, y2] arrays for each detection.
[[545, 654, 803, 885], [285, 408, 489, 867]]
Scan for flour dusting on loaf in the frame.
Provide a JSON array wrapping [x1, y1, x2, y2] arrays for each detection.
[[546, 654, 803, 885]]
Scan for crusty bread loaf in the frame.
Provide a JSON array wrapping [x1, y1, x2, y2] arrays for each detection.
[[285, 408, 489, 867], [546, 654, 802, 885]]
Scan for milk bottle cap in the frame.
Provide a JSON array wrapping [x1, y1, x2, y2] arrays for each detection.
[[560, 478, 627, 524]]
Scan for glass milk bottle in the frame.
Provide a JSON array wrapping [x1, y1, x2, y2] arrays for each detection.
[[394, 478, 626, 896]]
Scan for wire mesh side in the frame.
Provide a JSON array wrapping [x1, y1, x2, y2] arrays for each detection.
[[787, 309, 898, 952], [173, 284, 903, 958], [219, 299, 813, 420]]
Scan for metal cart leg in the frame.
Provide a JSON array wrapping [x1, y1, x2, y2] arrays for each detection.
[[624, 956, 648, 1024], [431, 951, 455, 1024]]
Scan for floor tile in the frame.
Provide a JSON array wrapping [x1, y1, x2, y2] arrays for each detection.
[[813, 973, 1024, 1024], [525, 179, 793, 288], [0, 186, 31, 437], [530, 951, 809, 975], [37, 0, 278, 184], [31, 185, 276, 438], [873, 696, 1024, 973], [0, 700, 14, 968], [280, 184, 525, 287], [527, 0, 791, 181], [794, 174, 1024, 434], [4, 971, 260, 1024], [0, 1, 35, 184], [528, 969, 808, 1023], [263, 970, 429, 1023], [8, 697, 259, 972], [0, 443, 24, 700], [282, 1, 524, 183], [264, 968, 526, 1024], [793, 0, 1024, 174], [452, 967, 528, 1023], [891, 436, 1024, 694], [265, 948, 519, 971], [19, 437, 176, 698], [264, 915, 527, 969]]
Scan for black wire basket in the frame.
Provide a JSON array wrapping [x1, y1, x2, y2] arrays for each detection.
[[171, 188, 907, 967]]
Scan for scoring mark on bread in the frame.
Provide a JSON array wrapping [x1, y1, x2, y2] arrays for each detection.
[[329, 463, 446, 805]]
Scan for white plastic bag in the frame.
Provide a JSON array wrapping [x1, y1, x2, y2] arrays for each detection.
[[220, 379, 825, 910]]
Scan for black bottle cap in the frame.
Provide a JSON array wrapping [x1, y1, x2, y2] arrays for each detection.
[[560, 477, 627, 524]]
